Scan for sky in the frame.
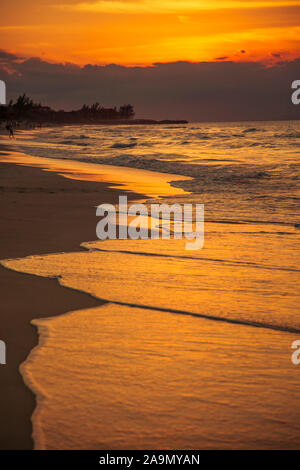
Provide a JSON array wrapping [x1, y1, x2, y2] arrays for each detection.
[[0, 0, 299, 120], [1, 0, 300, 65]]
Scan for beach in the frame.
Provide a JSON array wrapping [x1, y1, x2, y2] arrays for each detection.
[[0, 123, 299, 450], [1, 0, 300, 454], [0, 146, 144, 449]]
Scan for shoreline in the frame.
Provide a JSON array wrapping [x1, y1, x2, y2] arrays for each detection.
[[0, 153, 145, 449]]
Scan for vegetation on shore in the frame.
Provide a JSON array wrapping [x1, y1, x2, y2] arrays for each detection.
[[0, 94, 135, 124], [0, 94, 188, 126]]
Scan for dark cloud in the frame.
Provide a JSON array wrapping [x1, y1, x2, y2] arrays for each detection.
[[0, 49, 21, 62], [0, 51, 299, 121], [215, 56, 229, 61], [272, 53, 281, 58]]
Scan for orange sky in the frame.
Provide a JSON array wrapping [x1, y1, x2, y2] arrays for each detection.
[[1, 0, 300, 65]]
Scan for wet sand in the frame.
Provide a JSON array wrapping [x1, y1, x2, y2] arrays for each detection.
[[0, 152, 143, 449]]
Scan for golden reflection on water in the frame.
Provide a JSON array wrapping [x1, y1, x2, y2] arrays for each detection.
[[2, 227, 300, 449], [0, 151, 190, 198], [20, 303, 300, 450], [4, 227, 299, 331], [1, 148, 300, 449]]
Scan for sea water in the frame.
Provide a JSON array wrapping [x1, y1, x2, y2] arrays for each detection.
[[2, 120, 300, 449]]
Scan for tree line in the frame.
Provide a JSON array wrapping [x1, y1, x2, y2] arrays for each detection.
[[0, 94, 135, 124]]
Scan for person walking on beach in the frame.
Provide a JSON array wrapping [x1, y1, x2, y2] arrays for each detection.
[[5, 122, 14, 139]]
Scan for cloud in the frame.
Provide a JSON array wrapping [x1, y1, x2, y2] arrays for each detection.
[[1, 50, 299, 121], [0, 50, 21, 62]]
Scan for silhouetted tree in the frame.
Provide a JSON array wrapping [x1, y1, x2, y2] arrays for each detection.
[[0, 95, 136, 124]]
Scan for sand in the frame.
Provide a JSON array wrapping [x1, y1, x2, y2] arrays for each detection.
[[0, 147, 143, 449]]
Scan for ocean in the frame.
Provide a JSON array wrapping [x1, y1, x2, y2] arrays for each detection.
[[2, 120, 300, 449]]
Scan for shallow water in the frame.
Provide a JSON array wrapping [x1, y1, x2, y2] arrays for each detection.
[[13, 121, 300, 227], [18, 304, 300, 449], [16, 121, 300, 170], [2, 120, 300, 449]]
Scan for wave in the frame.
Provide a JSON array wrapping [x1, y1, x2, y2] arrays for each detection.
[[242, 127, 260, 133], [109, 299, 300, 335], [2, 257, 299, 336], [84, 153, 274, 180], [274, 132, 300, 139], [111, 142, 137, 149], [59, 140, 89, 146], [17, 122, 300, 230], [65, 134, 89, 140], [82, 244, 300, 273]]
